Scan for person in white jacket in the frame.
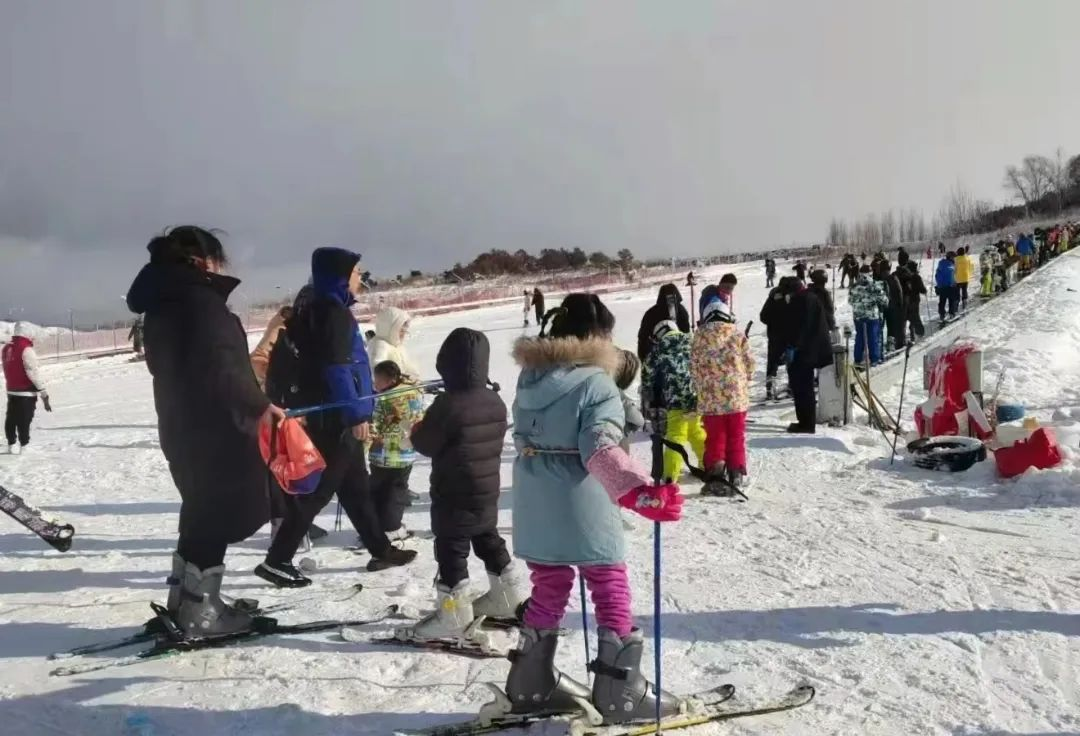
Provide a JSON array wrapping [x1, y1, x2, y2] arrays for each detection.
[[367, 307, 420, 380], [3, 322, 52, 454]]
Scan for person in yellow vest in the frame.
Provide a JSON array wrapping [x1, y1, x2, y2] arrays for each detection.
[[954, 245, 973, 311]]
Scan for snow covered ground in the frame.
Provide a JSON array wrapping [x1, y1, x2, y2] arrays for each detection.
[[2, 254, 1079, 735]]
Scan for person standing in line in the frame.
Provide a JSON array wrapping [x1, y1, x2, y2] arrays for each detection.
[[850, 265, 889, 366], [368, 360, 424, 541], [531, 288, 545, 327], [779, 278, 834, 434], [3, 322, 51, 455], [636, 284, 690, 361], [522, 290, 531, 327], [759, 277, 796, 400], [126, 226, 282, 636], [128, 317, 144, 358], [935, 252, 959, 322], [876, 262, 906, 353], [368, 306, 420, 380], [642, 319, 705, 481], [250, 305, 293, 389], [903, 261, 928, 341], [256, 247, 417, 588], [954, 245, 973, 311]]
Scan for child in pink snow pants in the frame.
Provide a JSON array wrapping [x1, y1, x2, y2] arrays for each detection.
[[505, 293, 684, 725]]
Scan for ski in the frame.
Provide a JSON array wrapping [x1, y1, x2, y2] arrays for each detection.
[[572, 685, 815, 736], [49, 604, 398, 677], [659, 439, 748, 502], [358, 635, 506, 660], [0, 483, 75, 552], [404, 684, 735, 736], [48, 582, 366, 660]]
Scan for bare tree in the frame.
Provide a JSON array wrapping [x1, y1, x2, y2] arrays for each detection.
[[1003, 154, 1054, 214], [1048, 147, 1070, 212], [1069, 153, 1080, 189], [916, 212, 928, 242], [880, 210, 896, 244]]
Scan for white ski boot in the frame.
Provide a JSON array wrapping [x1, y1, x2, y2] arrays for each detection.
[[394, 581, 490, 645], [472, 562, 527, 623]]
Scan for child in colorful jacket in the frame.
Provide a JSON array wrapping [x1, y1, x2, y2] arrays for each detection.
[[850, 265, 890, 365], [369, 360, 425, 538], [690, 296, 754, 491], [505, 293, 684, 725], [643, 319, 705, 481]]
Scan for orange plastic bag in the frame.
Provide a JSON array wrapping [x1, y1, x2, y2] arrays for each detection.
[[258, 418, 326, 495]]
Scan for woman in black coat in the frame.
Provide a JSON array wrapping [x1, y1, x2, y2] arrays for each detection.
[[637, 283, 691, 360], [126, 226, 284, 637]]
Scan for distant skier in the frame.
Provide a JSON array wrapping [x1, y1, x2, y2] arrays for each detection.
[[808, 270, 836, 332], [368, 307, 420, 380], [954, 245, 973, 310], [636, 283, 690, 361], [935, 252, 959, 323], [126, 226, 284, 636], [793, 261, 807, 283], [691, 295, 754, 490], [127, 317, 144, 358], [643, 319, 704, 481], [778, 278, 833, 434], [3, 322, 51, 455], [850, 265, 889, 366], [875, 262, 906, 352], [765, 258, 777, 287], [531, 287, 545, 327], [396, 328, 522, 644], [522, 290, 531, 327], [502, 293, 683, 724]]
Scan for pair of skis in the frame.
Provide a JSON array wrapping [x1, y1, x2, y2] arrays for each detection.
[[0, 482, 75, 552], [404, 684, 815, 735], [660, 438, 749, 501]]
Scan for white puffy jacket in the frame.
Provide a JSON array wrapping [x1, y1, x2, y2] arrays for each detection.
[[367, 307, 420, 379]]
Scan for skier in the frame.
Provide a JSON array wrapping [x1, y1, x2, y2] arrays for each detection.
[[127, 317, 144, 358], [876, 262, 906, 353], [808, 270, 836, 332], [532, 287, 545, 327], [503, 293, 684, 724], [369, 360, 424, 540], [691, 295, 754, 489], [903, 261, 928, 340], [850, 265, 888, 366], [256, 247, 417, 587], [522, 290, 531, 327], [367, 306, 420, 380], [765, 258, 777, 287], [779, 278, 833, 434], [3, 322, 51, 455], [935, 252, 959, 323], [642, 319, 704, 481], [954, 245, 973, 310], [249, 305, 293, 390], [793, 261, 807, 283], [979, 248, 994, 297], [636, 284, 690, 361], [397, 327, 522, 643], [759, 276, 796, 400], [126, 226, 283, 636]]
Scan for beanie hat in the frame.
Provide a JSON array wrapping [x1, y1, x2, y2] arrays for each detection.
[[701, 297, 734, 325], [652, 319, 680, 340], [809, 269, 828, 286], [614, 349, 640, 391], [13, 321, 30, 339], [545, 293, 615, 340]]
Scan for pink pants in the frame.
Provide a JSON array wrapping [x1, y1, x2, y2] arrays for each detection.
[[703, 411, 748, 473], [523, 562, 632, 638]]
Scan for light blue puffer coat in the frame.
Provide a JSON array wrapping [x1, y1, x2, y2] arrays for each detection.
[[511, 336, 627, 566]]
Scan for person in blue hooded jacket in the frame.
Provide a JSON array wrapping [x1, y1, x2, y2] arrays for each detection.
[[256, 247, 416, 587], [501, 293, 685, 725], [934, 252, 959, 322]]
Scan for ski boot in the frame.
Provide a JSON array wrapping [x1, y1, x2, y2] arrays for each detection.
[[726, 466, 749, 492], [176, 563, 256, 638], [590, 627, 683, 724], [472, 562, 528, 624], [701, 463, 732, 497], [765, 379, 774, 401], [394, 581, 482, 642], [504, 626, 596, 717]]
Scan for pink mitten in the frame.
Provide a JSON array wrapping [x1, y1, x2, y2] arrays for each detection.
[[618, 483, 684, 522]]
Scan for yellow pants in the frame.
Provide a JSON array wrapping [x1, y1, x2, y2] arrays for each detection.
[[663, 409, 706, 480], [981, 272, 992, 296]]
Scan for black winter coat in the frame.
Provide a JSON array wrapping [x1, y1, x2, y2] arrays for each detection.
[[411, 328, 508, 537], [808, 284, 837, 331], [789, 289, 834, 369], [637, 284, 691, 360], [759, 287, 795, 346], [126, 263, 271, 544]]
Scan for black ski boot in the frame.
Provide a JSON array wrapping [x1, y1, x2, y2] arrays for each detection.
[[765, 379, 774, 401], [255, 560, 313, 588], [590, 627, 682, 724], [506, 627, 593, 715], [177, 563, 255, 638]]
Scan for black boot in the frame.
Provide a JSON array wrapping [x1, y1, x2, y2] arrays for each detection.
[[506, 627, 592, 715], [590, 627, 682, 724], [255, 560, 312, 588], [366, 546, 418, 572], [177, 563, 255, 638]]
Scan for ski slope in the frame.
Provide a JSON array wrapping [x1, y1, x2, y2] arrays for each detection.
[[1, 254, 1079, 735]]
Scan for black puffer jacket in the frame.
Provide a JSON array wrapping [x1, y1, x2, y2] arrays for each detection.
[[411, 328, 508, 537], [789, 287, 834, 370], [636, 284, 691, 360], [126, 262, 270, 544]]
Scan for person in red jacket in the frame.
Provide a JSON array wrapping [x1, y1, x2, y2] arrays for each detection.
[[3, 322, 51, 454]]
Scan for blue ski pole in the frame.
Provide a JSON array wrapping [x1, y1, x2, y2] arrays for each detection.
[[580, 576, 591, 678], [654, 522, 662, 731], [284, 380, 444, 419]]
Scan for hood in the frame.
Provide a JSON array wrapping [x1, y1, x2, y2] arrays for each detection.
[[126, 262, 239, 315], [436, 327, 490, 390], [374, 307, 410, 347], [311, 247, 360, 306], [656, 283, 682, 306], [12, 322, 31, 340], [513, 336, 620, 411]]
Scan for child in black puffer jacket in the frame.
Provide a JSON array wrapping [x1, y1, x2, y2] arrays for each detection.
[[397, 328, 524, 642]]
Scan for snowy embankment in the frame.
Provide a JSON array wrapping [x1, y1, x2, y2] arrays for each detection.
[[1, 256, 1079, 735]]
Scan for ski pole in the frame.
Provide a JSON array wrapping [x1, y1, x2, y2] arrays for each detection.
[[889, 342, 914, 465], [653, 521, 662, 732], [284, 380, 444, 418], [579, 576, 591, 678]]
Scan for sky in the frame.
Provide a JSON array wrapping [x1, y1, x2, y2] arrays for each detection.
[[2, 0, 1079, 325]]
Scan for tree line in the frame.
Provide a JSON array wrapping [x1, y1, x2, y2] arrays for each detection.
[[828, 148, 1080, 249], [440, 247, 637, 281]]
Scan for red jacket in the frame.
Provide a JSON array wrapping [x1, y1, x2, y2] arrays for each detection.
[[2, 336, 40, 394]]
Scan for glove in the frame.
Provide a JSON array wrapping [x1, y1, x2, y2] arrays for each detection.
[[41, 393, 52, 413], [618, 482, 683, 522], [783, 347, 796, 366]]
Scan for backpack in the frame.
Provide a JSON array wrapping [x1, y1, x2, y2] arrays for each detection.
[[264, 321, 305, 410]]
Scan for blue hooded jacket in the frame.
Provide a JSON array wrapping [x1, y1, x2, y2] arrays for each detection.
[[1016, 235, 1034, 256], [934, 258, 956, 289], [308, 247, 374, 425]]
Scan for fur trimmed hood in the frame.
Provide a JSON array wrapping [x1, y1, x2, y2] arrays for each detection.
[[512, 336, 621, 377]]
